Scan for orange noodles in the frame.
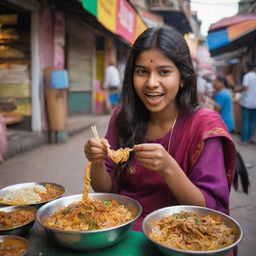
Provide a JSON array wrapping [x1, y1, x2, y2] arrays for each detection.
[[42, 163, 134, 231], [40, 127, 135, 232], [107, 147, 133, 164], [42, 160, 134, 231], [82, 162, 91, 203], [42, 199, 133, 231], [91, 125, 133, 164], [149, 211, 236, 251]]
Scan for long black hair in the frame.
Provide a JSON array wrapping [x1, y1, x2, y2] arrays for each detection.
[[116, 26, 198, 149]]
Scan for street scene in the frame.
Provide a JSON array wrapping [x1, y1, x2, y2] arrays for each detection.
[[0, 0, 256, 256]]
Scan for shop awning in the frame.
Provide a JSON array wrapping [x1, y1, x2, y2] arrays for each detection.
[[79, 0, 147, 44], [207, 14, 256, 57]]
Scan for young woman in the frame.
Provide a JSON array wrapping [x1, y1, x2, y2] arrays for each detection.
[[84, 26, 236, 232]]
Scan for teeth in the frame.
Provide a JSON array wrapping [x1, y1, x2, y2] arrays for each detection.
[[146, 93, 163, 96]]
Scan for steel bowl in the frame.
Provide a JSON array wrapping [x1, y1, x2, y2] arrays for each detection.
[[142, 205, 243, 256], [0, 235, 29, 256], [36, 193, 142, 250], [0, 182, 65, 208], [0, 205, 36, 236]]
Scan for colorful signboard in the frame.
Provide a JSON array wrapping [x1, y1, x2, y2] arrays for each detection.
[[98, 0, 117, 33], [135, 15, 147, 42], [79, 0, 147, 44], [116, 0, 136, 43]]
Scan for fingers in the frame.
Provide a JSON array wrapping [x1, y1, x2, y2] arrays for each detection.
[[100, 138, 110, 148], [134, 143, 164, 159], [133, 143, 171, 172], [134, 143, 161, 151], [84, 138, 109, 162]]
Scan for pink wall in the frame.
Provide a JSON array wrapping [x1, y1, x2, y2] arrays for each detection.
[[39, 5, 54, 69]]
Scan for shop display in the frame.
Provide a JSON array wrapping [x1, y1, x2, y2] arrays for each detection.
[[0, 12, 31, 125]]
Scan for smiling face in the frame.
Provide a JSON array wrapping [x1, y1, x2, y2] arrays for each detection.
[[133, 48, 181, 116]]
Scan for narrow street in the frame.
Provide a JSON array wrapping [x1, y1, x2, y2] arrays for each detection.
[[0, 118, 256, 255]]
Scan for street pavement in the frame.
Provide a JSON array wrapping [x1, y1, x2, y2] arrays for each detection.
[[0, 116, 255, 255], [230, 135, 256, 256]]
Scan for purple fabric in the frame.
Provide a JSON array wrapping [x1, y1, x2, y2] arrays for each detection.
[[104, 110, 231, 231], [189, 138, 229, 214]]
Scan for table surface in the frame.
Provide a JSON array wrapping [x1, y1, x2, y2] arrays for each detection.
[[24, 222, 163, 256]]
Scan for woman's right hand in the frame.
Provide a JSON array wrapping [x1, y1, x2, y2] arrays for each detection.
[[84, 138, 110, 163]]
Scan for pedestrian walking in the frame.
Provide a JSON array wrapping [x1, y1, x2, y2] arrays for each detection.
[[212, 75, 235, 132], [103, 60, 121, 113], [84, 26, 236, 238], [238, 62, 256, 144]]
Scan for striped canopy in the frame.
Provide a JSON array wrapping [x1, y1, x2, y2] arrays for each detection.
[[207, 14, 256, 56]]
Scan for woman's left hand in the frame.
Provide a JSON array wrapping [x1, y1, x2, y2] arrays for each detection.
[[133, 143, 174, 173]]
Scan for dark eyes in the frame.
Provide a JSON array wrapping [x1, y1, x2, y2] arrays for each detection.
[[159, 70, 170, 75], [134, 69, 171, 76], [135, 69, 147, 75]]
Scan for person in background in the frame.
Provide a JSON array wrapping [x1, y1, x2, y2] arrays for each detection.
[[212, 75, 235, 132], [84, 26, 236, 241], [237, 62, 256, 144], [103, 60, 121, 113]]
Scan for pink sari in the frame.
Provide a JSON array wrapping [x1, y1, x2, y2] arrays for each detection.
[[105, 107, 237, 255], [170, 108, 236, 190]]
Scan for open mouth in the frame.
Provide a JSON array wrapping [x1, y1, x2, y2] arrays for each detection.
[[145, 92, 164, 98], [144, 92, 164, 105]]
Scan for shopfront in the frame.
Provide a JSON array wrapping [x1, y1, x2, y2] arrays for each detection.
[[0, 0, 41, 132], [66, 19, 96, 114], [0, 4, 31, 130]]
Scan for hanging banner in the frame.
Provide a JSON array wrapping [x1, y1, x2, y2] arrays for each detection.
[[116, 0, 136, 43], [79, 0, 147, 44], [98, 0, 117, 33]]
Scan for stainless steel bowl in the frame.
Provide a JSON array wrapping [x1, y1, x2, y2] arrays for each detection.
[[0, 205, 36, 235], [0, 235, 29, 256], [36, 193, 142, 250], [0, 182, 65, 208], [142, 205, 243, 256]]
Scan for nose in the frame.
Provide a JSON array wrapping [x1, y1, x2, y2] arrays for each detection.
[[147, 72, 160, 88]]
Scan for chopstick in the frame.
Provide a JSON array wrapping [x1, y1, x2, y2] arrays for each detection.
[[91, 125, 100, 141]]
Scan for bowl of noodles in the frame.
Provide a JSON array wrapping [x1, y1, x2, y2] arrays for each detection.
[[0, 182, 65, 208], [142, 205, 243, 256], [36, 193, 142, 250]]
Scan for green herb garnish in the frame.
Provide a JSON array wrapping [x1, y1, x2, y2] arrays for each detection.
[[87, 219, 98, 229]]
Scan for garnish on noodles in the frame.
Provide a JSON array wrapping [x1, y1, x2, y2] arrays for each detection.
[[42, 161, 134, 231], [149, 211, 236, 251], [42, 199, 133, 231]]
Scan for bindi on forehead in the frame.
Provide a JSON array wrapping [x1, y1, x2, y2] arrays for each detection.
[[150, 59, 153, 63]]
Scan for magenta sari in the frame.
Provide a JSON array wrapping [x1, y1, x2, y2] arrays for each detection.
[[170, 108, 236, 190], [104, 108, 236, 235]]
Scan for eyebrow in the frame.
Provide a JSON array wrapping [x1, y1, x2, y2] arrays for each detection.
[[134, 65, 174, 69]]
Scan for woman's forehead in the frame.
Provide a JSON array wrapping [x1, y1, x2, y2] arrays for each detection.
[[136, 48, 174, 66]]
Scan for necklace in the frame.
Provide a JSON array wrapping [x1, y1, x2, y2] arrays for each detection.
[[167, 111, 179, 153]]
